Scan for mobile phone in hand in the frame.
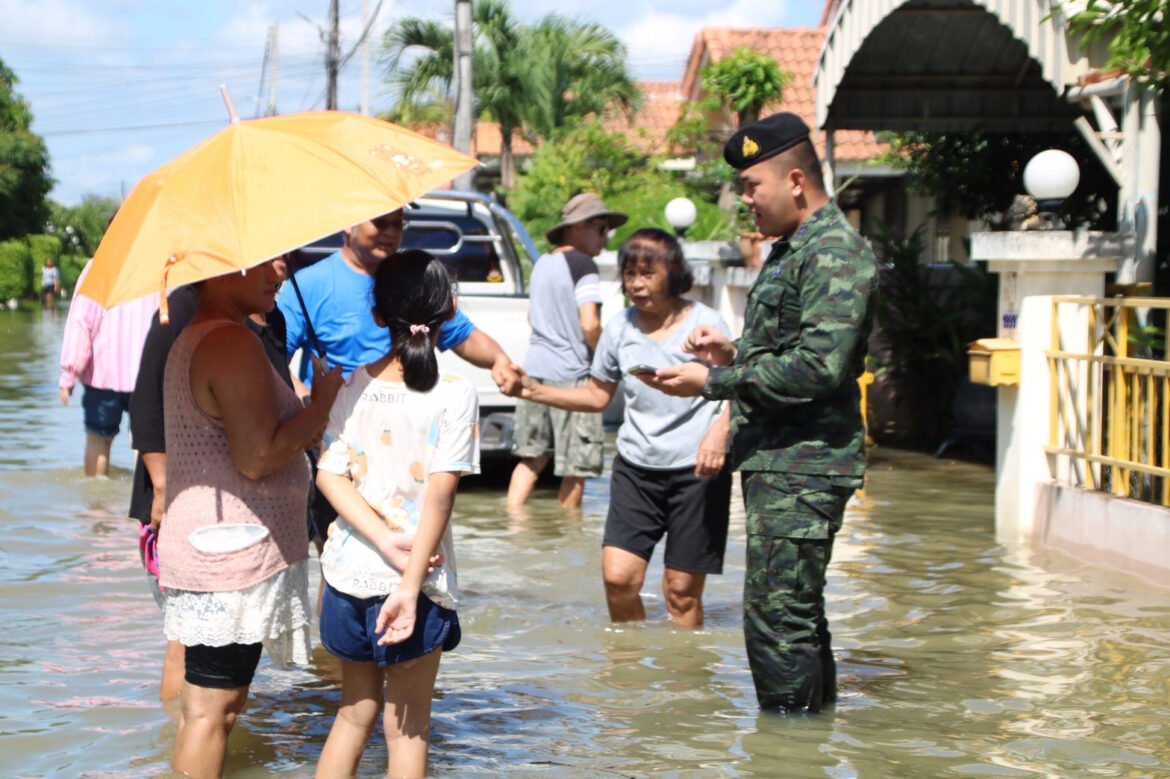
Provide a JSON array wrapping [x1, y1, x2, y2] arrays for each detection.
[[626, 364, 658, 376]]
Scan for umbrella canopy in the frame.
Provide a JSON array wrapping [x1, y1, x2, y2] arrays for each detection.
[[79, 110, 478, 317]]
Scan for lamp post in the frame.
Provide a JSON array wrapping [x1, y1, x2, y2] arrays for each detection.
[[664, 197, 697, 239], [1023, 149, 1081, 229]]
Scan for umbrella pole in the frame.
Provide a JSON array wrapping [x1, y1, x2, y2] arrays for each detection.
[[288, 274, 329, 371]]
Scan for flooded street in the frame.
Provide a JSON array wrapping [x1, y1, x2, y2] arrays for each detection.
[[2, 306, 1168, 776]]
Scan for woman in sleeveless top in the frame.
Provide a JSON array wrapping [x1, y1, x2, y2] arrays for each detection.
[[158, 259, 343, 777]]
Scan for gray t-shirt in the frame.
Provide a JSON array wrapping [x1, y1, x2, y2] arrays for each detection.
[[591, 300, 732, 470], [524, 249, 602, 382]]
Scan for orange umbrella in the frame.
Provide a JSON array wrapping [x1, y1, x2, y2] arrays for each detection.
[[79, 107, 478, 322]]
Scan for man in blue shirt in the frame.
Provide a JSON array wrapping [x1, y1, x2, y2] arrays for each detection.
[[279, 209, 518, 390]]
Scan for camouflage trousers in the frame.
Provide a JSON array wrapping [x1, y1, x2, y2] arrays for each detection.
[[741, 471, 855, 713]]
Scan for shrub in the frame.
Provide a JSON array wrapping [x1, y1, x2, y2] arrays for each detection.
[[0, 239, 32, 300], [59, 253, 88, 294], [869, 221, 996, 448]]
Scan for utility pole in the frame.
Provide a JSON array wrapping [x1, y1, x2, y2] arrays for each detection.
[[326, 0, 340, 110], [269, 22, 279, 116], [307, 0, 382, 113], [361, 0, 371, 115], [452, 0, 475, 190]]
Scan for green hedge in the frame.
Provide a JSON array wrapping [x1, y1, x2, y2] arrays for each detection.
[[59, 253, 87, 293], [0, 240, 33, 300]]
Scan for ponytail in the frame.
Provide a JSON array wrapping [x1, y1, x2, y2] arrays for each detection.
[[372, 250, 456, 392]]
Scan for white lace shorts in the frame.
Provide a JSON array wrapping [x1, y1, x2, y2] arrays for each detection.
[[163, 560, 312, 668]]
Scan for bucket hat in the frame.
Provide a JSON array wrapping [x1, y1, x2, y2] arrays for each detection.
[[546, 193, 628, 245]]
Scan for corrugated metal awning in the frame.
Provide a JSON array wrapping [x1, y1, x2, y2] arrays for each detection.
[[815, 0, 1108, 132]]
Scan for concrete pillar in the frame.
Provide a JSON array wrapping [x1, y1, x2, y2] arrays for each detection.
[[972, 230, 1128, 543], [1117, 83, 1162, 283]]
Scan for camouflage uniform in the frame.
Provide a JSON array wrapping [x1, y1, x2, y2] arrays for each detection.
[[702, 200, 876, 712]]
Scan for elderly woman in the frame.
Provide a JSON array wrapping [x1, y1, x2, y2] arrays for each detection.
[[157, 259, 343, 777], [514, 228, 733, 627]]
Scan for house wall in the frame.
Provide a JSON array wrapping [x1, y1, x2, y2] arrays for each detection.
[[1033, 482, 1170, 589]]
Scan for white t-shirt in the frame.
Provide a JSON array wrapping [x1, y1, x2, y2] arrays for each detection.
[[318, 367, 480, 605]]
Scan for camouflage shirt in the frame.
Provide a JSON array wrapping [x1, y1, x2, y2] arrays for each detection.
[[702, 200, 876, 477]]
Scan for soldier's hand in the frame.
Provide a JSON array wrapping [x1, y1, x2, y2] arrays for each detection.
[[636, 361, 708, 397], [684, 325, 736, 366]]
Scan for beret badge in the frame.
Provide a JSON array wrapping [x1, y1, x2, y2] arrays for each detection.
[[742, 136, 760, 159]]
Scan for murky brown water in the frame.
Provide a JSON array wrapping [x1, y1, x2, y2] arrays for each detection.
[[2, 306, 1168, 777]]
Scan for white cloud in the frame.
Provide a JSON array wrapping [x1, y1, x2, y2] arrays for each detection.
[[617, 0, 791, 80], [0, 0, 126, 48], [54, 143, 157, 201]]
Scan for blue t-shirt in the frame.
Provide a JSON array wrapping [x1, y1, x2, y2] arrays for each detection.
[[278, 251, 474, 384]]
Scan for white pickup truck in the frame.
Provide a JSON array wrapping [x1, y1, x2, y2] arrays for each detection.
[[289, 190, 540, 460]]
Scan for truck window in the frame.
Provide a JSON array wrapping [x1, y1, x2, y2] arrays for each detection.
[[403, 215, 504, 285]]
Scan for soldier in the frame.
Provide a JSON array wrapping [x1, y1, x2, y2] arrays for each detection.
[[640, 112, 876, 713]]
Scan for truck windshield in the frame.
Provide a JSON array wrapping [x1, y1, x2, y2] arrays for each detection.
[[288, 214, 505, 285]]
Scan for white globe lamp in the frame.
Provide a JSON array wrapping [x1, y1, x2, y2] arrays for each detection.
[[1023, 149, 1080, 228], [664, 197, 698, 239]]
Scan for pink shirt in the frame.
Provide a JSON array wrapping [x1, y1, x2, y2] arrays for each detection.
[[58, 261, 158, 394]]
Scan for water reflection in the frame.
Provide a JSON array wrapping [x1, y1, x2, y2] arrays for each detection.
[[0, 310, 1168, 776]]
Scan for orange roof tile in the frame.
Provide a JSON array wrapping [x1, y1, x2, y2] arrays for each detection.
[[602, 81, 685, 154], [471, 121, 535, 157], [680, 26, 885, 163]]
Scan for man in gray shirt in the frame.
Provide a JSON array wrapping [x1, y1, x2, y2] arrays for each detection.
[[507, 193, 627, 508]]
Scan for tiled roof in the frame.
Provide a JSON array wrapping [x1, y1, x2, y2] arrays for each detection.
[[468, 81, 684, 158], [680, 26, 885, 163], [603, 81, 686, 154], [471, 122, 535, 157]]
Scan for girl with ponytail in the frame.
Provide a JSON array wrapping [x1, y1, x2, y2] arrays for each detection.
[[314, 250, 479, 777]]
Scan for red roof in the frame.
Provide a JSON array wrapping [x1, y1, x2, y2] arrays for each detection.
[[602, 81, 685, 154], [680, 26, 885, 163]]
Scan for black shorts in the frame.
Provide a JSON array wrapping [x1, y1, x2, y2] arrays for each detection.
[[603, 454, 732, 575], [306, 448, 338, 542], [185, 642, 264, 689]]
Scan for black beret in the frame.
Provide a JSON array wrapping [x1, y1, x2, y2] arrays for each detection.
[[723, 112, 811, 170]]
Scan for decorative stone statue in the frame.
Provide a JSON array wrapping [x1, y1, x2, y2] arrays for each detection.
[[1001, 194, 1050, 231]]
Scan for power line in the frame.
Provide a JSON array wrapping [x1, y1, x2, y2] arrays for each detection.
[[39, 119, 228, 137]]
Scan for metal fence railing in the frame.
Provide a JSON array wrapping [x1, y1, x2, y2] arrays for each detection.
[[1046, 296, 1170, 506]]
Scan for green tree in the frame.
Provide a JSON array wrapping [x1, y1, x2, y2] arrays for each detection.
[[880, 130, 1118, 229], [521, 16, 640, 140], [701, 47, 791, 127], [385, 1, 533, 189], [383, 2, 639, 189], [1061, 0, 1170, 94], [508, 119, 671, 256], [0, 58, 53, 242], [47, 195, 119, 256], [46, 195, 119, 291], [869, 221, 996, 448]]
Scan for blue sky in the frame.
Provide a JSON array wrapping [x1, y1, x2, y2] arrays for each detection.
[[0, 0, 824, 206]]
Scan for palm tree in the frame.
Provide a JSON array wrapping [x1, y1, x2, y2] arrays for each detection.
[[383, 2, 640, 189], [522, 16, 640, 141], [385, 0, 528, 188]]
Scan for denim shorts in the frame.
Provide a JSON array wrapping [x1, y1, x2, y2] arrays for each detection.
[[320, 583, 461, 667], [81, 386, 131, 438]]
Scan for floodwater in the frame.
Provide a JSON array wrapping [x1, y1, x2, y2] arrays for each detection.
[[2, 305, 1168, 777]]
